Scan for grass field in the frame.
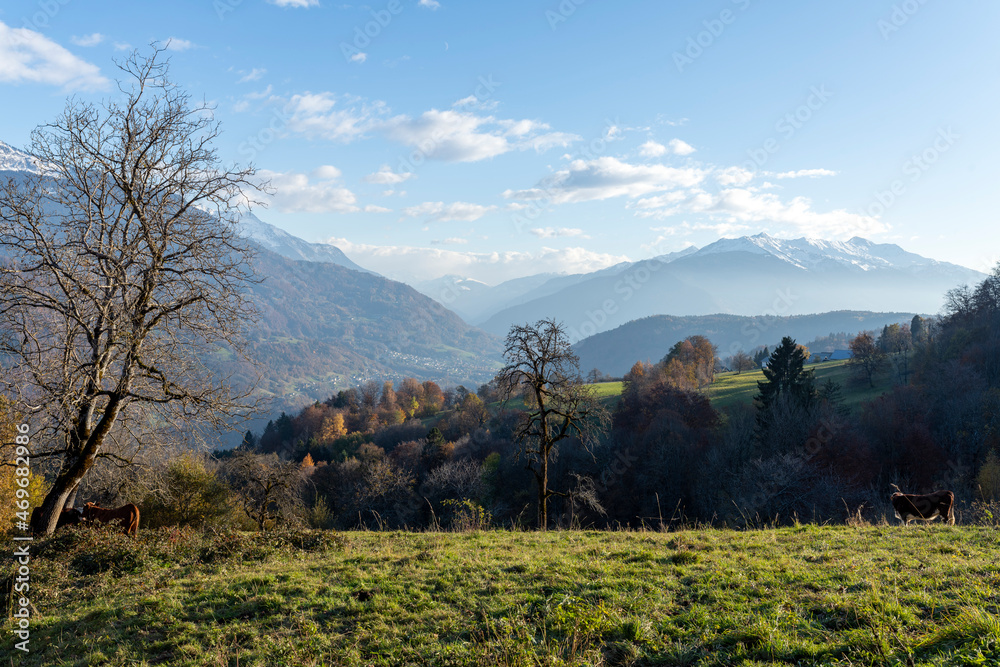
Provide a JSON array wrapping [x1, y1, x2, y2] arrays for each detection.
[[706, 360, 898, 413], [8, 525, 1000, 666], [588, 360, 899, 415]]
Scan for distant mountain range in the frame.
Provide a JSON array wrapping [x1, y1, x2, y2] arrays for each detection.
[[423, 234, 984, 338], [239, 213, 376, 274], [573, 311, 919, 377], [3, 137, 984, 404], [0, 141, 502, 415]]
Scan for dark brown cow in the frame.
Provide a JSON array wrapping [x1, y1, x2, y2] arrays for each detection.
[[83, 502, 140, 536], [890, 490, 955, 526], [30, 507, 84, 533]]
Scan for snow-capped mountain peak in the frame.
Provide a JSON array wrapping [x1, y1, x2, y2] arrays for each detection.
[[692, 234, 954, 273], [237, 212, 376, 275], [0, 141, 45, 174]]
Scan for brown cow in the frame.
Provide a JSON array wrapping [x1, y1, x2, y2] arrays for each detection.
[[890, 489, 955, 526], [83, 502, 141, 536]]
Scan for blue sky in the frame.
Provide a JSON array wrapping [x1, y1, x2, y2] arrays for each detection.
[[1, 0, 998, 284]]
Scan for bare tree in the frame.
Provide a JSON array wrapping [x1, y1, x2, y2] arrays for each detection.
[[222, 452, 303, 531], [496, 319, 609, 530], [729, 350, 757, 374], [0, 48, 264, 534]]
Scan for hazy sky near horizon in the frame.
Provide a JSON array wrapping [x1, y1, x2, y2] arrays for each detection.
[[1, 1, 998, 284]]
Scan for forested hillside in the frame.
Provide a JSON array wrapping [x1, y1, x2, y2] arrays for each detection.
[[242, 248, 503, 405], [573, 310, 917, 377], [106, 264, 994, 534]]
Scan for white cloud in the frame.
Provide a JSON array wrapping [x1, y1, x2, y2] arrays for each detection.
[[668, 138, 696, 156], [312, 165, 342, 180], [238, 68, 267, 83], [431, 238, 469, 245], [71, 33, 104, 47], [632, 190, 694, 211], [284, 92, 386, 142], [233, 84, 273, 112], [325, 238, 630, 284], [530, 227, 590, 239], [715, 166, 755, 187], [164, 37, 195, 52], [639, 140, 667, 158], [419, 0, 442, 8], [0, 22, 109, 91], [772, 168, 838, 179], [632, 178, 883, 237], [363, 165, 414, 185], [350, 52, 367, 63], [267, 0, 320, 6], [363, 205, 392, 213], [384, 108, 578, 162], [402, 201, 495, 223], [113, 42, 131, 51], [706, 188, 885, 237], [504, 156, 707, 204], [257, 166, 359, 213]]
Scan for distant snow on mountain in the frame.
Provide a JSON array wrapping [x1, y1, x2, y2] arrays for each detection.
[[237, 212, 376, 275], [0, 141, 45, 174], [477, 233, 986, 338], [693, 232, 964, 273]]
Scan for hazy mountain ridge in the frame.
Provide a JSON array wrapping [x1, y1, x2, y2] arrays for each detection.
[[477, 236, 984, 337], [415, 247, 700, 324], [573, 310, 920, 377]]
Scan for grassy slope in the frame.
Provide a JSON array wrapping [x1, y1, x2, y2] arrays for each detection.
[[591, 360, 896, 414], [9, 526, 1000, 666], [707, 360, 896, 413]]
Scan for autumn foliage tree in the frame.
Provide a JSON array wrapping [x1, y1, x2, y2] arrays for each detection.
[[660, 335, 718, 389], [849, 331, 886, 388]]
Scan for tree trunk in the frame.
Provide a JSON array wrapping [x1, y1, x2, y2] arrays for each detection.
[[538, 455, 548, 531], [35, 399, 122, 534]]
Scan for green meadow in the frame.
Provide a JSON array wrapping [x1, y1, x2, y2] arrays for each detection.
[[590, 359, 900, 415], [6, 524, 1000, 666]]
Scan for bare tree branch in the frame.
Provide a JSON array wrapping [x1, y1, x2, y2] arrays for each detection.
[[0, 47, 265, 535]]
